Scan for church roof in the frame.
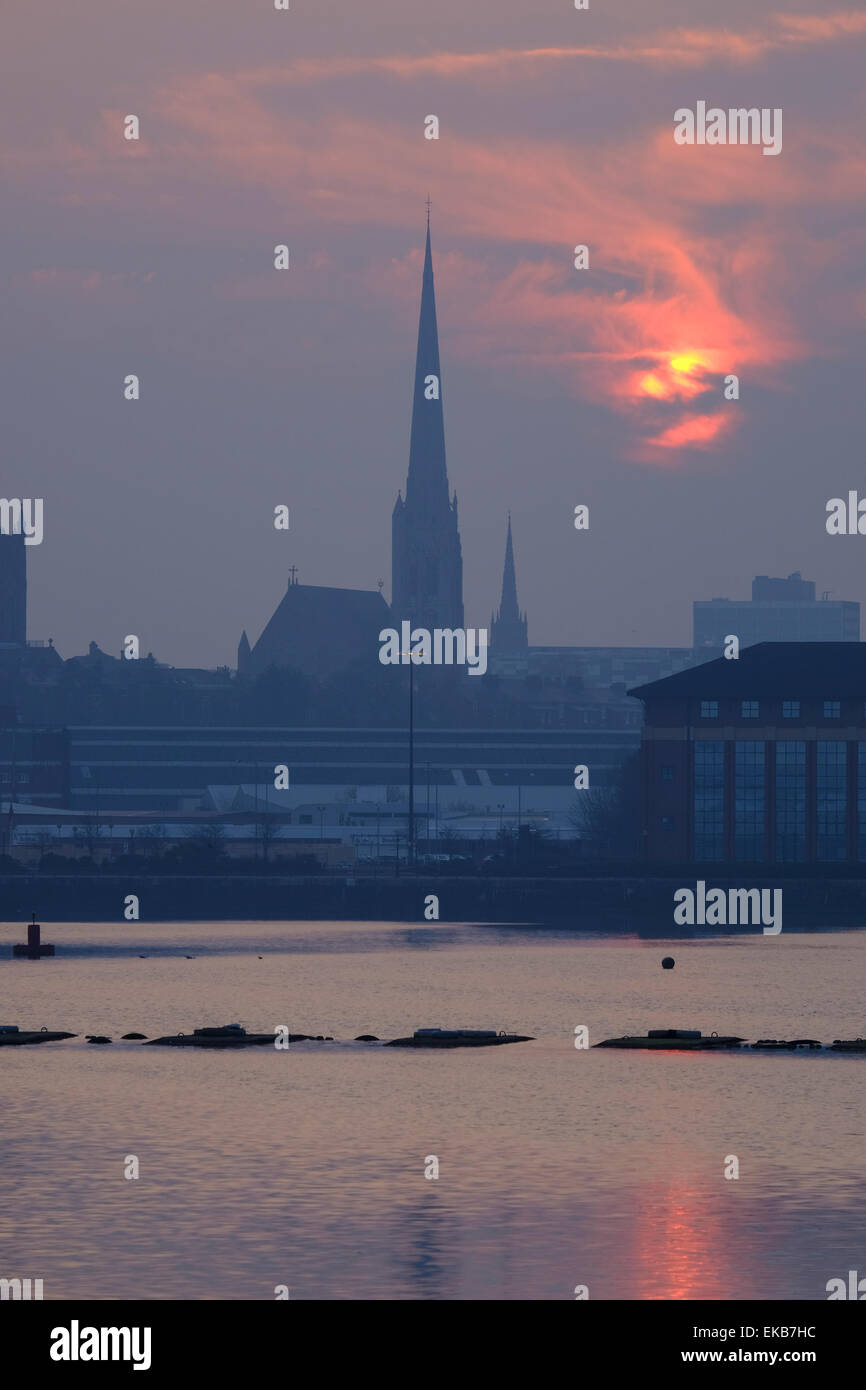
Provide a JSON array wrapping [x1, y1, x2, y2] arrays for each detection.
[[247, 583, 391, 679]]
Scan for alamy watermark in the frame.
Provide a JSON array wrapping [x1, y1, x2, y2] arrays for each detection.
[[674, 103, 782, 157], [379, 622, 488, 675], [0, 498, 43, 545], [673, 880, 782, 934], [0, 1276, 43, 1299], [50, 1322, 151, 1371]]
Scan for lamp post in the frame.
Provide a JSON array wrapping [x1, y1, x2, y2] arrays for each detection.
[[401, 640, 422, 870], [408, 654, 415, 869], [425, 762, 430, 861]]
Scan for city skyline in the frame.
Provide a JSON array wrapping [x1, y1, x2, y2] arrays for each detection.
[[3, 1, 865, 666]]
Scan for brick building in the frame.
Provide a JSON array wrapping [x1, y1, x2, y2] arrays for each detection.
[[630, 643, 866, 864]]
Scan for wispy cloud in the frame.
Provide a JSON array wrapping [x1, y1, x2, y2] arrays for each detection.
[[225, 8, 866, 84], [3, 7, 863, 460]]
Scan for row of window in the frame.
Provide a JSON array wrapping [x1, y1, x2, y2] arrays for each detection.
[[700, 700, 846, 720], [687, 739, 855, 862]]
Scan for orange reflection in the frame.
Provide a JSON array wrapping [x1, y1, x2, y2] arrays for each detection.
[[628, 1174, 761, 1300]]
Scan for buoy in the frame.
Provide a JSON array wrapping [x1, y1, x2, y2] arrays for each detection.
[[662, 956, 675, 970]]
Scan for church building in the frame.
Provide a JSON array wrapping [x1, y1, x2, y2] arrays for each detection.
[[239, 215, 464, 680]]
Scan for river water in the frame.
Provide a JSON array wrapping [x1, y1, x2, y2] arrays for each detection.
[[1, 920, 864, 1300]]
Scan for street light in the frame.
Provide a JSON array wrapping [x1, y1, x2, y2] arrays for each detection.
[[408, 654, 414, 869], [399, 641, 422, 870]]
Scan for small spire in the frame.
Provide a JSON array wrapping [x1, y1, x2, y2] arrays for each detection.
[[491, 512, 528, 651]]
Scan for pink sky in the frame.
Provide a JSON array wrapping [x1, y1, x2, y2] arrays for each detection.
[[2, 0, 865, 658]]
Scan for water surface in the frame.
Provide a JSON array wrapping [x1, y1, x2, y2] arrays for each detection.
[[1, 920, 863, 1299]]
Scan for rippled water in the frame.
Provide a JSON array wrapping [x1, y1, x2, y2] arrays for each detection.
[[1, 920, 864, 1300]]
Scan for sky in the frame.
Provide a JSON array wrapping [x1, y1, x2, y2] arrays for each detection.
[[2, 0, 865, 666]]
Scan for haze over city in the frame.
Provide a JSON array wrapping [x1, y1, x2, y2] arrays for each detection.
[[3, 0, 864, 667]]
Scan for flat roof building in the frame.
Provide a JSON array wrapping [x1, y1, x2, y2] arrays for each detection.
[[630, 642, 866, 865], [694, 573, 859, 652]]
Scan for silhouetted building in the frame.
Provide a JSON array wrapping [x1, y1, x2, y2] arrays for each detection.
[[64, 724, 638, 813], [694, 573, 859, 651], [0, 532, 26, 646], [0, 723, 67, 810], [242, 575, 391, 679], [391, 217, 464, 631], [490, 514, 528, 653], [631, 642, 866, 864]]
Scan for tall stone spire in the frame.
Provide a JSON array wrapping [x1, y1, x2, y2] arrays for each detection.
[[405, 215, 449, 511], [491, 512, 528, 651], [392, 215, 464, 630]]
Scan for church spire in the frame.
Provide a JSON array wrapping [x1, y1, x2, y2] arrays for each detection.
[[499, 512, 519, 620], [391, 214, 464, 632], [491, 512, 528, 652], [405, 215, 449, 511]]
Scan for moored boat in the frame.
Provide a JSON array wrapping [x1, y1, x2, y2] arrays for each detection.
[[595, 1029, 745, 1051], [0, 1025, 76, 1046], [386, 1027, 533, 1048], [144, 1025, 335, 1047]]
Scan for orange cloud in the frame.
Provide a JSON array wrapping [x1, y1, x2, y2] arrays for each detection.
[[229, 10, 866, 84], [645, 413, 732, 451], [3, 9, 862, 462]]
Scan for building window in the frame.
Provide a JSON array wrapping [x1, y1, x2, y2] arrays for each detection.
[[661, 765, 674, 782], [782, 701, 800, 719], [660, 816, 675, 831], [817, 741, 847, 861], [700, 701, 718, 719], [823, 701, 840, 719], [694, 741, 724, 861], [17, 773, 29, 784], [735, 741, 765, 862], [858, 745, 866, 862], [741, 701, 759, 719], [299, 815, 312, 824], [776, 741, 806, 862]]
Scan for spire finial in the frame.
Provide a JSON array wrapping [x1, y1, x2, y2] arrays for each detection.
[[425, 194, 432, 227]]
